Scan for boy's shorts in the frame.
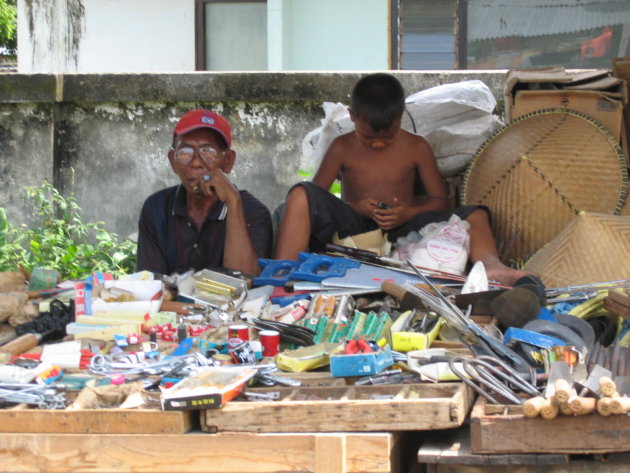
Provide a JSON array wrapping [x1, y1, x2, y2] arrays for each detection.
[[294, 181, 490, 253]]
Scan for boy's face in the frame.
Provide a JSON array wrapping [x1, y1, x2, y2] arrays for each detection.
[[351, 116, 402, 150]]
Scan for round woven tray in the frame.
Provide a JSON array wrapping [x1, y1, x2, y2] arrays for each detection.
[[523, 212, 630, 288], [461, 108, 627, 263]]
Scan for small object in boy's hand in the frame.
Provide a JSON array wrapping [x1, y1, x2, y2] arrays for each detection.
[[376, 201, 392, 210], [203, 174, 211, 181]]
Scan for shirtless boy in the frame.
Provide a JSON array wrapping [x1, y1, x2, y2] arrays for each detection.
[[275, 73, 530, 286]]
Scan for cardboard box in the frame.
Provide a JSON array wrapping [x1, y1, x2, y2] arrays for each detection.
[[512, 89, 624, 141], [505, 67, 627, 143], [178, 269, 247, 307], [161, 366, 257, 411], [90, 280, 163, 314], [276, 342, 341, 373], [390, 310, 443, 352], [329, 346, 394, 377]]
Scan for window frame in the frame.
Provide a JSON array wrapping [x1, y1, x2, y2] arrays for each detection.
[[194, 0, 267, 71]]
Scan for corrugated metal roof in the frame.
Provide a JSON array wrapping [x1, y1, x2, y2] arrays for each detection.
[[469, 0, 630, 41]]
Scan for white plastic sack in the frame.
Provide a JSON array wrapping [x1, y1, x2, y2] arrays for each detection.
[[300, 102, 353, 175], [300, 80, 503, 178], [392, 214, 471, 276]]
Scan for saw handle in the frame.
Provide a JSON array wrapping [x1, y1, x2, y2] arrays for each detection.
[[0, 333, 42, 356]]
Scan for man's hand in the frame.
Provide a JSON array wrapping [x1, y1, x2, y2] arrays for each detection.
[[199, 169, 240, 207]]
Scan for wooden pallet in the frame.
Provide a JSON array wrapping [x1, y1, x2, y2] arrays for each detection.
[[420, 427, 630, 473], [0, 431, 399, 473], [470, 397, 630, 454], [202, 381, 473, 433], [0, 408, 193, 434]]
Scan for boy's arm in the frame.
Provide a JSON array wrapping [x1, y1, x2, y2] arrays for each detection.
[[312, 142, 343, 191]]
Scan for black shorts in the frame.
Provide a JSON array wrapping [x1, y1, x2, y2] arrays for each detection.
[[294, 181, 490, 253]]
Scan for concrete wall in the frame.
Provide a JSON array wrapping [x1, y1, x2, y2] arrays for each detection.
[[18, 0, 194, 73], [0, 71, 506, 240], [18, 0, 390, 73]]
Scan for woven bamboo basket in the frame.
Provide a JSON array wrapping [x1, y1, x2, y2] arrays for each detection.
[[461, 108, 627, 263], [523, 212, 630, 288]]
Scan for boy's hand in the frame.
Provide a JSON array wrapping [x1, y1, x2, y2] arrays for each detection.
[[371, 198, 411, 230], [348, 197, 381, 218]]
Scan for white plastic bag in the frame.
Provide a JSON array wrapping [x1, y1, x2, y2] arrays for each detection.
[[300, 80, 503, 178], [300, 102, 353, 175], [393, 214, 471, 275]]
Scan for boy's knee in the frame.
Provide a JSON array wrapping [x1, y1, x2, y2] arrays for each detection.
[[286, 185, 308, 208], [466, 207, 491, 224]]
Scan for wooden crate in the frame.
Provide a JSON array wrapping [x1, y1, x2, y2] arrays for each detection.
[[0, 408, 193, 434], [470, 397, 630, 454], [0, 431, 399, 473], [202, 382, 473, 433], [605, 288, 630, 319]]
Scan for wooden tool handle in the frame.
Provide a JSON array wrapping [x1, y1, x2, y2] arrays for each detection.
[[597, 397, 614, 416], [610, 396, 630, 415], [568, 395, 596, 415], [0, 333, 42, 356], [554, 379, 575, 404], [523, 396, 545, 418], [557, 401, 573, 416], [599, 376, 616, 397], [159, 301, 201, 315], [381, 280, 406, 300], [540, 397, 559, 420]]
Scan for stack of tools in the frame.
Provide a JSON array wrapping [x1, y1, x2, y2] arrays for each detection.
[[521, 356, 630, 419]]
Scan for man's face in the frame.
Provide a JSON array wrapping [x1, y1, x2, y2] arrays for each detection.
[[168, 128, 235, 193], [352, 116, 402, 150]]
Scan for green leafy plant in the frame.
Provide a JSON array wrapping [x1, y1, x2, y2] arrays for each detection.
[[0, 0, 16, 55], [0, 181, 137, 280]]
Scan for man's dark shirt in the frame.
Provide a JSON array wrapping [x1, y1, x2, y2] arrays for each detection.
[[136, 185, 272, 275]]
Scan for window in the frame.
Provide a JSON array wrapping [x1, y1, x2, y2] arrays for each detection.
[[396, 0, 630, 70], [195, 0, 267, 71], [398, 0, 457, 70], [465, 0, 630, 69]]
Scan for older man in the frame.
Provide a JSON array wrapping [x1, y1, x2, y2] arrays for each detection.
[[136, 109, 272, 275]]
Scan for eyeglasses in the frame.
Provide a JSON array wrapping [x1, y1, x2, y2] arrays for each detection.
[[173, 145, 224, 166]]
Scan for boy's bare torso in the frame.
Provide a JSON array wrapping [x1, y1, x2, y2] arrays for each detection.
[[314, 128, 445, 207]]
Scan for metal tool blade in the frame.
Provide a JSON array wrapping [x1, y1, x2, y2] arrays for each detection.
[[405, 260, 532, 373], [545, 361, 572, 398], [576, 363, 611, 397]]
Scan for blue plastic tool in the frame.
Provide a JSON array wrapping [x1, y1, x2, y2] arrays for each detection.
[[254, 259, 301, 286], [503, 327, 566, 349], [290, 252, 361, 282], [271, 292, 312, 307], [170, 337, 195, 357]]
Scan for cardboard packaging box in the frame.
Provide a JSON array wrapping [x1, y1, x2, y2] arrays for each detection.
[[329, 346, 394, 377], [89, 280, 164, 315], [161, 366, 257, 411], [504, 67, 627, 143], [390, 310, 443, 352]]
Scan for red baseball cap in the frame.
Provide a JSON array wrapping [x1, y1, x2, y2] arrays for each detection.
[[173, 110, 232, 148]]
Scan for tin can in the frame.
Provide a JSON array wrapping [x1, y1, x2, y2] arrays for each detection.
[[259, 330, 280, 357], [228, 324, 249, 349]]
